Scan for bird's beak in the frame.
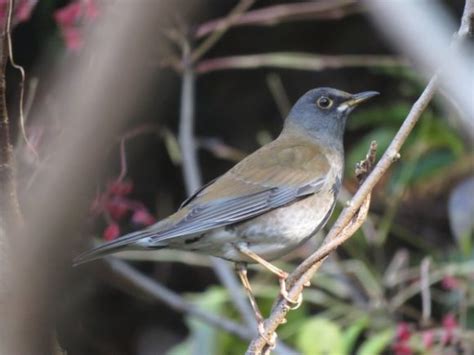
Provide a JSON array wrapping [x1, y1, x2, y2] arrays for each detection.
[[345, 91, 379, 107]]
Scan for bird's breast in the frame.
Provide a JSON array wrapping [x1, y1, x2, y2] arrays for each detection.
[[210, 187, 337, 262]]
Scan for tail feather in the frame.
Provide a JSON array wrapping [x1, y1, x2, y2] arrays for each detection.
[[74, 229, 158, 266]]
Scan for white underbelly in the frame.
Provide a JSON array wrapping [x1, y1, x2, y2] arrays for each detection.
[[181, 191, 336, 262]]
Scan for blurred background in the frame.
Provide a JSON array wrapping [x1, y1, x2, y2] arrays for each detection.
[[3, 0, 473, 354]]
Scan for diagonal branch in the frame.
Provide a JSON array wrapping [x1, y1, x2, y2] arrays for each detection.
[[191, 0, 256, 63], [246, 1, 474, 352]]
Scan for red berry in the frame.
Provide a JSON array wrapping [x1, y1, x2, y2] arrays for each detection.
[[106, 198, 130, 221], [396, 322, 411, 342], [103, 223, 120, 241], [108, 180, 134, 196], [392, 342, 412, 355], [132, 209, 156, 226]]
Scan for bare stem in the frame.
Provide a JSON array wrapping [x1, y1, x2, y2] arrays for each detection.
[[0, 0, 22, 235], [178, 47, 261, 333], [195, 53, 405, 74], [191, 0, 256, 63], [195, 0, 357, 38]]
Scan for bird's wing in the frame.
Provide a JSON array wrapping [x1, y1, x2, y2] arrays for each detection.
[[148, 137, 331, 243], [73, 138, 331, 264]]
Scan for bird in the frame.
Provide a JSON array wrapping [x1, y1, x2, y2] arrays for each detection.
[[75, 87, 378, 334]]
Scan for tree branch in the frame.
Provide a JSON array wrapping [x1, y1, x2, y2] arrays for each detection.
[[246, 1, 474, 352], [195, 53, 405, 74], [178, 45, 261, 334], [191, 0, 256, 63], [0, 0, 22, 235], [195, 0, 358, 38]]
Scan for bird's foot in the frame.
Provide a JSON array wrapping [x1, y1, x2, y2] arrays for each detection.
[[278, 277, 303, 310], [258, 322, 277, 350]]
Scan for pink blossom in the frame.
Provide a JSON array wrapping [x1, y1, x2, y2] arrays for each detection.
[[84, 0, 99, 18], [54, 0, 100, 51], [62, 27, 83, 51], [422, 330, 434, 349], [0, 0, 37, 26], [53, 1, 81, 26], [16, 0, 37, 22]]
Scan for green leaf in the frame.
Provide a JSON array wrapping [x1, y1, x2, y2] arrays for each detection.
[[341, 317, 369, 354], [296, 317, 344, 355], [357, 328, 394, 355], [166, 287, 228, 355]]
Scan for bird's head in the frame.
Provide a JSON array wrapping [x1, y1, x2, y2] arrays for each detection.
[[285, 87, 379, 145]]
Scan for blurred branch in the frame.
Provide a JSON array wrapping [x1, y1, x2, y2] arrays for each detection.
[[247, 2, 474, 351], [0, 0, 22, 235], [420, 257, 431, 325], [105, 259, 252, 340], [364, 0, 474, 140], [196, 52, 405, 74], [191, 0, 256, 63], [178, 46, 261, 335], [195, 0, 358, 38], [265, 73, 291, 118]]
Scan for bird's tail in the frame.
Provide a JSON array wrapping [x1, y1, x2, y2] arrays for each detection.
[[73, 228, 160, 266]]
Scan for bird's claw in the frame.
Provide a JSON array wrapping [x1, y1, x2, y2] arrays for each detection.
[[258, 322, 277, 349], [279, 277, 303, 310]]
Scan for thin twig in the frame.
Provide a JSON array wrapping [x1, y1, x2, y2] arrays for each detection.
[[0, 0, 22, 233], [195, 0, 358, 38], [420, 257, 431, 325], [190, 0, 256, 63], [265, 73, 290, 118], [246, 2, 473, 351], [178, 46, 260, 334], [195, 52, 405, 74], [5, 0, 38, 160]]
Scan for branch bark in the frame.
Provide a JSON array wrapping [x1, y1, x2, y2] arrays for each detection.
[[195, 53, 405, 74], [178, 46, 261, 334], [246, 1, 474, 353], [0, 0, 22, 236], [195, 0, 358, 38]]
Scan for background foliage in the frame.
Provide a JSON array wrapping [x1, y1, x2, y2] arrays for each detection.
[[7, 0, 473, 354]]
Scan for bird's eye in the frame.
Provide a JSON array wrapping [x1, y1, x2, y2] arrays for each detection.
[[316, 96, 333, 109]]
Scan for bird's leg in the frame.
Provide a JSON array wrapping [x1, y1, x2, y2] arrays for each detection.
[[235, 262, 276, 348], [235, 262, 264, 326], [235, 243, 302, 309]]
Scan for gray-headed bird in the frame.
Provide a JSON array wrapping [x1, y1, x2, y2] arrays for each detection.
[[75, 87, 378, 334]]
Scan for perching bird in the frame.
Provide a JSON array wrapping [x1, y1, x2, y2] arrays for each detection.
[[75, 87, 377, 331]]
